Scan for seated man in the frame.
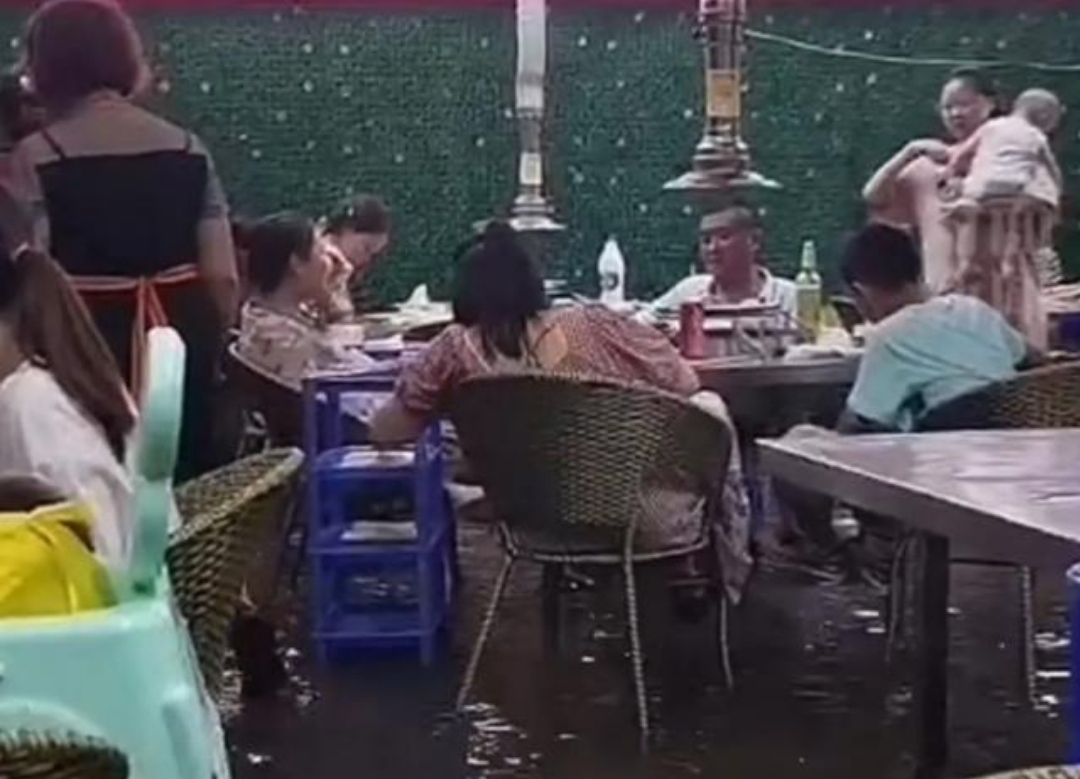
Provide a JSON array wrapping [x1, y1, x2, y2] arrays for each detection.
[[840, 223, 1031, 433], [645, 206, 797, 319]]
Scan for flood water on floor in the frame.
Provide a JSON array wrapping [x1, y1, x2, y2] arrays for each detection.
[[227, 523, 1072, 779]]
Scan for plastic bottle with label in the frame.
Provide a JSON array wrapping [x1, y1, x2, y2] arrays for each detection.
[[597, 237, 626, 306]]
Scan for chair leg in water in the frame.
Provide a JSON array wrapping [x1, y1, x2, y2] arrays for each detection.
[[717, 596, 734, 690], [456, 557, 515, 710], [541, 564, 562, 655], [622, 555, 650, 753], [886, 535, 915, 663], [1019, 567, 1036, 705]]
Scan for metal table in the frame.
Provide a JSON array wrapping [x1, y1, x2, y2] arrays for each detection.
[[760, 428, 1080, 778]]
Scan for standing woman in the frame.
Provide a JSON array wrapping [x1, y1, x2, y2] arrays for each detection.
[[862, 68, 998, 297], [10, 0, 238, 481]]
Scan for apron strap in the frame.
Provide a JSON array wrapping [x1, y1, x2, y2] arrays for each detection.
[[71, 263, 199, 393]]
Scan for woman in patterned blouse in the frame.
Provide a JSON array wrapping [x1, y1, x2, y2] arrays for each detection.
[[370, 222, 753, 607]]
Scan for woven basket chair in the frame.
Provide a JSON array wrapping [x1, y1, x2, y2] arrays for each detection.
[[884, 362, 1080, 700], [972, 768, 1079, 779], [450, 373, 732, 751], [0, 731, 128, 779], [167, 447, 304, 699]]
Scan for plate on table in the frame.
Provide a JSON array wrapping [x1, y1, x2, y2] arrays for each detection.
[[364, 336, 405, 357], [784, 344, 863, 362]]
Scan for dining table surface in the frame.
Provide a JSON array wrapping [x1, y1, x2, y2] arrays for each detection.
[[759, 426, 1080, 778], [759, 426, 1080, 568], [691, 353, 860, 394]]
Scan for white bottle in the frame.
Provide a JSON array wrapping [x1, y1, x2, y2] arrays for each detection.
[[597, 236, 626, 306]]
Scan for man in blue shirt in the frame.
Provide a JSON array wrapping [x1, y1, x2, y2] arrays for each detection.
[[839, 223, 1030, 432]]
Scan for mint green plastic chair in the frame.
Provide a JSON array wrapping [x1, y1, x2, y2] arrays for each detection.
[[0, 327, 231, 779]]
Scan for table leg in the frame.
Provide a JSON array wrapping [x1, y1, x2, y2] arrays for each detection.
[[916, 533, 950, 779], [1067, 563, 1080, 763]]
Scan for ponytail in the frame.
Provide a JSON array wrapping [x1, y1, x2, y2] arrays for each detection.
[[2, 250, 134, 460]]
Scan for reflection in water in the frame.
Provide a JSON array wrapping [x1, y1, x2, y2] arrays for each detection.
[[228, 524, 1070, 778]]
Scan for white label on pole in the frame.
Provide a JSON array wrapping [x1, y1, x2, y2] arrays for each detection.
[[520, 152, 542, 187]]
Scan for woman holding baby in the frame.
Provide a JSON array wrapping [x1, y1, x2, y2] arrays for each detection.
[[863, 67, 1060, 348]]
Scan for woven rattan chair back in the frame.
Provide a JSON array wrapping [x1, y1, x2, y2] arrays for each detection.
[[919, 362, 1080, 432], [972, 768, 1080, 779], [167, 448, 303, 698], [0, 731, 128, 779], [450, 373, 729, 546]]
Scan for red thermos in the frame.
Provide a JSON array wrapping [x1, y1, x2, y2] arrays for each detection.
[[679, 301, 706, 359]]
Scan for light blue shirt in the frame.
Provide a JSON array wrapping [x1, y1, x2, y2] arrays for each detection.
[[847, 295, 1027, 431]]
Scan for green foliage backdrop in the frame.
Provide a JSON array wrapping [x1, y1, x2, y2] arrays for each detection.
[[2, 4, 1078, 301]]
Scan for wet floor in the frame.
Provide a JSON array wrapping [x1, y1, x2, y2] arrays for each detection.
[[227, 523, 1072, 779]]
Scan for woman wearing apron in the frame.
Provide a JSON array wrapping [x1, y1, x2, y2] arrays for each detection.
[[10, 0, 239, 481]]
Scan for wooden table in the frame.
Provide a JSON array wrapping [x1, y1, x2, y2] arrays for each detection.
[[760, 428, 1080, 778]]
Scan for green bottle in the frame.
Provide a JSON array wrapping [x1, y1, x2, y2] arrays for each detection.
[[795, 239, 822, 341]]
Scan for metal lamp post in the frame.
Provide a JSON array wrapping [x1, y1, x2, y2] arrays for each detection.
[[478, 0, 564, 236], [664, 0, 779, 195]]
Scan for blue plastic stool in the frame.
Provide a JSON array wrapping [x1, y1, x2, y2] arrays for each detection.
[[0, 327, 231, 778], [1068, 563, 1080, 763], [303, 373, 454, 665]]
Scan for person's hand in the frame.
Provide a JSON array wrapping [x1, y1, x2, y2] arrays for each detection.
[[905, 139, 951, 165]]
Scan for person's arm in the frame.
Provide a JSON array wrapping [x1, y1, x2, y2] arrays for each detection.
[[193, 139, 239, 326], [863, 139, 948, 218], [7, 137, 49, 250], [1039, 141, 1064, 190], [648, 276, 700, 316], [367, 327, 463, 445], [842, 332, 914, 433], [945, 130, 981, 179], [835, 408, 899, 435]]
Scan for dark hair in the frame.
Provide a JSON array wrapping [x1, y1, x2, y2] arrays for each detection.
[[945, 66, 1004, 115], [841, 224, 923, 292], [25, 0, 147, 111], [324, 195, 390, 236], [0, 73, 41, 144], [0, 474, 67, 512], [452, 221, 547, 359], [0, 241, 134, 461], [241, 212, 317, 296]]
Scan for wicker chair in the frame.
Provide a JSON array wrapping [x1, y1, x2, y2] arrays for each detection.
[[450, 374, 733, 750], [225, 341, 304, 451], [167, 447, 304, 699], [885, 362, 1080, 698], [971, 768, 1079, 779], [919, 361, 1080, 432], [0, 731, 128, 779]]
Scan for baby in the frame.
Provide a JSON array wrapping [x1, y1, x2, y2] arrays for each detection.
[[945, 88, 1064, 210]]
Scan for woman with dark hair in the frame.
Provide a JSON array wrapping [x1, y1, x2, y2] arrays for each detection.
[[236, 212, 375, 391], [319, 195, 391, 321], [9, 0, 238, 481], [863, 67, 999, 294], [369, 222, 753, 606], [0, 228, 137, 568]]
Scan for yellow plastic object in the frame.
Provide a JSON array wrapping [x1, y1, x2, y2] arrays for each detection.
[[0, 502, 116, 618]]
